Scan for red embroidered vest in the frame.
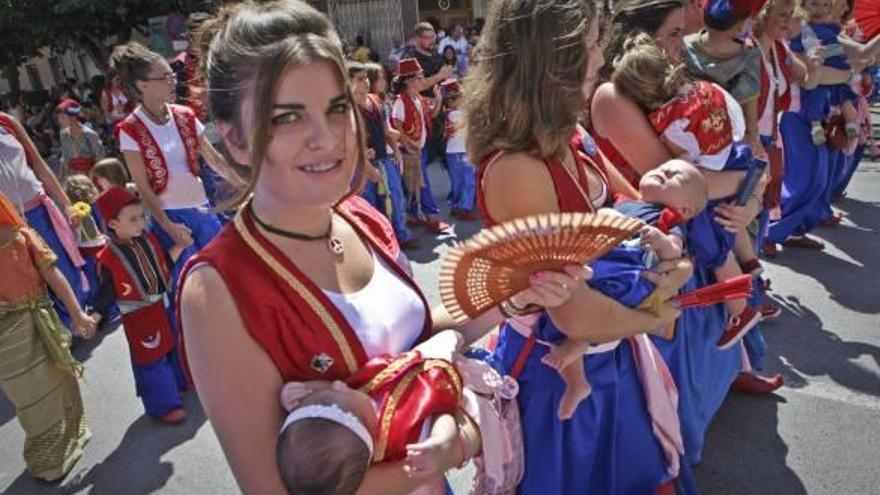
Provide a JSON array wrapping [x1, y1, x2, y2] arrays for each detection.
[[176, 195, 433, 383], [347, 351, 461, 463], [117, 104, 201, 195], [392, 94, 432, 144], [97, 233, 174, 365], [648, 81, 734, 157]]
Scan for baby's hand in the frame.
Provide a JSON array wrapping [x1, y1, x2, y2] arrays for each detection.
[[640, 226, 680, 260], [279, 380, 334, 411], [404, 425, 457, 478]]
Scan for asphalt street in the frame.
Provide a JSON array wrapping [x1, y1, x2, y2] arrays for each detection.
[[1, 144, 878, 495]]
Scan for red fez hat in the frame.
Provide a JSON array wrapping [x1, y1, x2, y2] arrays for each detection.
[[96, 186, 138, 221], [398, 58, 424, 77], [440, 79, 462, 95], [56, 98, 82, 116]]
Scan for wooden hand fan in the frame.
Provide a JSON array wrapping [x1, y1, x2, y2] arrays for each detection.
[[854, 0, 880, 40], [439, 212, 644, 322]]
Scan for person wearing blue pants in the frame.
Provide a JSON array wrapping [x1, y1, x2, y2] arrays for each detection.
[[441, 79, 477, 220], [349, 61, 419, 248]]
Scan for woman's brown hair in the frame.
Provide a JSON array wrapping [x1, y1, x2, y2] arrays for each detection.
[[108, 42, 163, 102], [462, 0, 598, 163], [600, 0, 685, 81], [196, 0, 368, 210], [611, 33, 690, 114]]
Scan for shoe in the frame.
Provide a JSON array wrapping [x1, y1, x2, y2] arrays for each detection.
[[160, 408, 187, 424], [450, 207, 461, 218], [731, 372, 783, 395], [758, 303, 782, 320], [424, 218, 451, 233], [656, 481, 676, 495], [717, 306, 761, 350], [406, 216, 426, 228], [819, 212, 843, 228], [739, 258, 764, 276], [399, 237, 422, 250], [782, 236, 824, 250], [762, 241, 779, 258], [457, 210, 479, 221], [763, 278, 772, 291]]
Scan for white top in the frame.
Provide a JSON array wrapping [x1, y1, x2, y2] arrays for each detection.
[[322, 249, 425, 358], [119, 106, 208, 210], [392, 95, 427, 149], [446, 109, 466, 154], [661, 84, 745, 171], [0, 128, 44, 208]]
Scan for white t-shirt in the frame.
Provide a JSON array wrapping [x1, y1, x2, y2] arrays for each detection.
[[446, 109, 466, 154], [322, 249, 425, 358], [0, 129, 44, 208], [392, 95, 427, 149], [119, 107, 208, 209]]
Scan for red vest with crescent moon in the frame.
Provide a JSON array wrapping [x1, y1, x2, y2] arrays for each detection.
[[176, 194, 433, 383], [97, 232, 174, 365], [117, 104, 201, 195], [347, 350, 461, 463]]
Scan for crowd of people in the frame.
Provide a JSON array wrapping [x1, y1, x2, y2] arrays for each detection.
[[0, 0, 878, 493]]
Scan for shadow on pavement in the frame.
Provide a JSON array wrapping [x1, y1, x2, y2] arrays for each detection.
[[2, 394, 207, 495], [761, 294, 880, 397], [695, 393, 808, 495]]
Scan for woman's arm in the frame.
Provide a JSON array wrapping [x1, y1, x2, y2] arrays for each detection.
[[90, 130, 106, 159], [198, 134, 245, 188], [181, 265, 289, 495], [483, 152, 682, 343], [122, 150, 191, 244], [840, 35, 880, 63], [40, 262, 95, 338], [6, 115, 71, 211], [591, 83, 673, 176]]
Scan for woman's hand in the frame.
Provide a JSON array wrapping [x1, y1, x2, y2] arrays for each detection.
[[641, 258, 693, 299], [72, 310, 98, 339], [713, 200, 760, 233], [163, 221, 193, 245], [510, 264, 593, 309], [65, 206, 82, 229], [279, 380, 334, 411]]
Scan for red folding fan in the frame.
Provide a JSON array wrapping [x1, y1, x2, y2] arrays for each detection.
[[854, 0, 880, 41]]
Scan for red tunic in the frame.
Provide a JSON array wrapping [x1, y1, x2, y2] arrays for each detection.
[[97, 233, 175, 365], [176, 195, 433, 382], [648, 81, 735, 159], [116, 104, 201, 195], [347, 351, 462, 463]]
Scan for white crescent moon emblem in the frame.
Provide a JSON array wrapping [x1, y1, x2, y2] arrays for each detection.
[[140, 331, 162, 350], [121, 283, 133, 296]]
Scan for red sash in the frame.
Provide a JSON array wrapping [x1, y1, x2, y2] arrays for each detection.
[[70, 157, 95, 173], [347, 351, 462, 463], [648, 81, 734, 157], [117, 104, 201, 195], [176, 195, 433, 383], [97, 233, 174, 365]]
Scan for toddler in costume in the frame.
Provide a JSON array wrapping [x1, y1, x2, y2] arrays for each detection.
[[0, 192, 96, 481], [90, 186, 191, 423], [612, 35, 764, 350], [793, 0, 860, 146], [64, 175, 112, 323], [277, 331, 520, 495], [541, 158, 709, 420]]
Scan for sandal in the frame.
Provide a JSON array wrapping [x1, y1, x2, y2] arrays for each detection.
[[782, 236, 825, 250]]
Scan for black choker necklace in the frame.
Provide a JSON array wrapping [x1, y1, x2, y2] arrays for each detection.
[[249, 204, 344, 255]]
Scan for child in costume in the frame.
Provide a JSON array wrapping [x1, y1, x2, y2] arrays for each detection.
[[614, 34, 764, 349], [278, 330, 521, 495], [0, 191, 96, 481], [793, 0, 860, 146], [391, 58, 448, 233], [442, 79, 478, 221], [541, 159, 709, 420], [365, 62, 419, 249], [64, 175, 114, 323], [90, 186, 190, 423]]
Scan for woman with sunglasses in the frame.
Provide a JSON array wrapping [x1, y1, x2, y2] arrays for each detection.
[[110, 43, 244, 272]]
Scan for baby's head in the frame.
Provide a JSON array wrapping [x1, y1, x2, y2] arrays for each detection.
[[611, 33, 690, 115], [277, 381, 378, 495], [639, 159, 708, 220]]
